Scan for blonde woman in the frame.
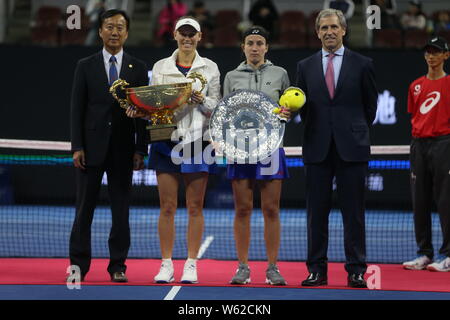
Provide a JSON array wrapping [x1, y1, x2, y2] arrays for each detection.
[[127, 16, 220, 284]]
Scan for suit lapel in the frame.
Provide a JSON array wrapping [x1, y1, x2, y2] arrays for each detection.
[[120, 52, 132, 81], [94, 51, 110, 87], [334, 49, 351, 97]]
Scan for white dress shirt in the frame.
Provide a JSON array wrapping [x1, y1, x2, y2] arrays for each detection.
[[322, 45, 345, 88], [102, 47, 123, 83]]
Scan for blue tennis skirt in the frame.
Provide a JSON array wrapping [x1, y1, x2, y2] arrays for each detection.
[[226, 148, 289, 180], [148, 141, 216, 174]]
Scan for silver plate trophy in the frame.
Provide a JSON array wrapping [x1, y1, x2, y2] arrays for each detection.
[[209, 89, 284, 163]]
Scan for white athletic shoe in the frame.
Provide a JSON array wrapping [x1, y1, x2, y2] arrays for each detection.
[[402, 255, 431, 270], [427, 257, 450, 272], [181, 260, 198, 284], [154, 260, 174, 283]]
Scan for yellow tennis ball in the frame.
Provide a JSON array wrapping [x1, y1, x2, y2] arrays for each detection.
[[279, 87, 306, 112]]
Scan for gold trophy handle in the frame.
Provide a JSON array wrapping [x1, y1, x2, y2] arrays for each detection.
[[109, 79, 130, 109], [187, 72, 207, 93]]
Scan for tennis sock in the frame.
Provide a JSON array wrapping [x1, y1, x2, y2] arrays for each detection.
[[186, 258, 197, 266], [162, 258, 173, 266]]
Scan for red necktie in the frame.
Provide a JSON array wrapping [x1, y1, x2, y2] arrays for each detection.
[[325, 53, 335, 99]]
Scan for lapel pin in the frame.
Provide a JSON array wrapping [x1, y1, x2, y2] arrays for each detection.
[[129, 64, 133, 68]]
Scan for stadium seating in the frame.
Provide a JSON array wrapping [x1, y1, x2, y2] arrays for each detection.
[[278, 10, 307, 48], [437, 30, 450, 42], [30, 6, 62, 45], [213, 26, 240, 47], [213, 10, 241, 47], [215, 10, 241, 29], [279, 10, 306, 33], [307, 10, 321, 48], [373, 29, 403, 48], [403, 29, 429, 48], [25, 3, 450, 49], [60, 7, 89, 46]]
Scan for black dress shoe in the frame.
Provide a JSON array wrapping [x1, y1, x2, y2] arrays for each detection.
[[111, 272, 128, 283], [347, 273, 367, 288], [301, 273, 328, 286]]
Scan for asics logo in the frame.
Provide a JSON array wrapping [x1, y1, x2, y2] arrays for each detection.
[[413, 84, 421, 96], [420, 91, 440, 114]]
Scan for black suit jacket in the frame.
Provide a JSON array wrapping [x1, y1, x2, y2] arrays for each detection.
[[296, 49, 377, 164], [70, 51, 149, 166]]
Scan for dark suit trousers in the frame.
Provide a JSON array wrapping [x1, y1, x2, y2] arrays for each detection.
[[69, 142, 133, 276], [410, 135, 450, 259], [305, 139, 367, 275]]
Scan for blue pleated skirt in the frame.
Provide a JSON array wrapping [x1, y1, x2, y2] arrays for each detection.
[[226, 148, 289, 180]]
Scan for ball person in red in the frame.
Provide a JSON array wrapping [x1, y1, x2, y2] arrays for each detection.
[[403, 37, 450, 272]]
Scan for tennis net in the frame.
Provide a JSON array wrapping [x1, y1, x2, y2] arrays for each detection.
[[0, 139, 442, 263]]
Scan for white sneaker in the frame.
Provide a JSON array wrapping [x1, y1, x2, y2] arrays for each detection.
[[154, 260, 174, 283], [181, 260, 198, 284], [427, 257, 450, 272], [402, 255, 431, 270]]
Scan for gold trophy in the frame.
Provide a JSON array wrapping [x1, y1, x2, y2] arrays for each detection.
[[110, 72, 207, 142]]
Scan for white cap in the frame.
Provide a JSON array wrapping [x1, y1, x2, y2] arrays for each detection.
[[174, 18, 201, 32]]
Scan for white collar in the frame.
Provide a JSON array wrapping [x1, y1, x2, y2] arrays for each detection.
[[102, 47, 124, 64], [161, 49, 206, 75], [322, 45, 345, 57]]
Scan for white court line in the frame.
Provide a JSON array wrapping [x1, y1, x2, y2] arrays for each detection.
[[0, 139, 410, 155], [0, 139, 71, 151], [163, 286, 182, 300], [162, 236, 214, 300], [197, 235, 214, 259]]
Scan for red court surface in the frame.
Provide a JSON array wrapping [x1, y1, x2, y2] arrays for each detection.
[[0, 258, 448, 292]]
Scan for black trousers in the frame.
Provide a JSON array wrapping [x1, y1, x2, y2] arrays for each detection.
[[69, 143, 133, 276], [410, 135, 450, 259], [305, 139, 367, 275]]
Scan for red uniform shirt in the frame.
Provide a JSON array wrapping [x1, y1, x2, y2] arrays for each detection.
[[407, 75, 450, 138]]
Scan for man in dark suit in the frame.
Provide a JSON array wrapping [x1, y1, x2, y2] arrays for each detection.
[[295, 9, 377, 288], [69, 9, 149, 282]]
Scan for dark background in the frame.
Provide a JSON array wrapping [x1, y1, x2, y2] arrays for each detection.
[[1, 45, 442, 209]]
